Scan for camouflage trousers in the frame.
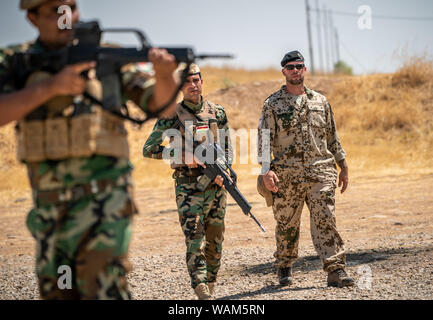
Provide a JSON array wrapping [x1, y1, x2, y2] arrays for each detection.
[[175, 181, 227, 289], [26, 179, 137, 299], [272, 180, 346, 272]]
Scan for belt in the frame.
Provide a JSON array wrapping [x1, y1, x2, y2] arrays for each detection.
[[174, 175, 218, 191], [173, 167, 203, 177], [175, 176, 200, 185], [35, 176, 129, 206]]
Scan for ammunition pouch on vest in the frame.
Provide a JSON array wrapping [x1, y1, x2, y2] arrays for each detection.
[[16, 106, 129, 162], [15, 71, 129, 163], [169, 100, 219, 169]]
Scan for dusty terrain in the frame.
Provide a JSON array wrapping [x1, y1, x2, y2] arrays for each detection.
[[1, 61, 432, 300], [1, 168, 432, 300]]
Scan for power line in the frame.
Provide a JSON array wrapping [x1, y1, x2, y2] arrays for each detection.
[[339, 40, 367, 74], [310, 8, 433, 21]]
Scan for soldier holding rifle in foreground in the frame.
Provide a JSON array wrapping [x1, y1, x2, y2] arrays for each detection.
[[0, 0, 180, 299]]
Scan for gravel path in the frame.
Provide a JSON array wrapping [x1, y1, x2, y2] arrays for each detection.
[[1, 173, 432, 300], [1, 236, 432, 300], [127, 237, 433, 300]]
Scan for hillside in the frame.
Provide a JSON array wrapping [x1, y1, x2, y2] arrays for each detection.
[[0, 59, 432, 201]]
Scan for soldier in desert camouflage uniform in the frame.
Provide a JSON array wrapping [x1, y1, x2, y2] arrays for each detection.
[[143, 64, 232, 300], [257, 50, 355, 288], [0, 0, 178, 299]]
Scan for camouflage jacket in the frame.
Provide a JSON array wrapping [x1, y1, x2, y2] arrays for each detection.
[[258, 85, 346, 183], [143, 99, 233, 168], [0, 39, 155, 191]]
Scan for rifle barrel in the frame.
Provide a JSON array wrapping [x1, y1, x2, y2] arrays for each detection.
[[196, 54, 234, 60], [249, 212, 267, 233]]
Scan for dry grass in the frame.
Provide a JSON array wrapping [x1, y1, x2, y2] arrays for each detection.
[[200, 66, 282, 94], [391, 56, 433, 89], [1, 57, 432, 202], [328, 56, 433, 171]]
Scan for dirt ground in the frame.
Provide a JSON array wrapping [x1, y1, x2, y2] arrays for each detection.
[[1, 60, 432, 300], [0, 168, 432, 300]]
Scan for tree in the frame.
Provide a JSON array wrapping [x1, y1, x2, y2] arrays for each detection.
[[334, 60, 353, 75]]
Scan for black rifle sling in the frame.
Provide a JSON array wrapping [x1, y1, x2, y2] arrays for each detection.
[[134, 61, 194, 125], [82, 61, 193, 126]]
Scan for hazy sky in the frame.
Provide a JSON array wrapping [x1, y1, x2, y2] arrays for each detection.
[[0, 0, 432, 74]]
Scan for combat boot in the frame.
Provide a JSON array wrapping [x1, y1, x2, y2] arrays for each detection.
[[208, 282, 215, 297], [194, 283, 213, 300], [327, 268, 355, 288], [277, 267, 293, 286]]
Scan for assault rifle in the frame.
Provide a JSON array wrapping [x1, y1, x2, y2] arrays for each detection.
[[175, 120, 267, 233], [8, 20, 233, 122]]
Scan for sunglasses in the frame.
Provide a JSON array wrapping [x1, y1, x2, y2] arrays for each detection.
[[284, 64, 305, 70]]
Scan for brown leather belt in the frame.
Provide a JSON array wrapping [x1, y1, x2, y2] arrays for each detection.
[[35, 176, 129, 206]]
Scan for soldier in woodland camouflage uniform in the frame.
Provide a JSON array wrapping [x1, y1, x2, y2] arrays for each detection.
[[257, 51, 355, 288], [143, 64, 232, 300], [0, 0, 179, 299]]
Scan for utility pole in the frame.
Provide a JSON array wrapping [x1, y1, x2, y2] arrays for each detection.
[[315, 0, 324, 73], [305, 0, 315, 76], [328, 9, 335, 72], [334, 27, 340, 63], [322, 4, 330, 73]]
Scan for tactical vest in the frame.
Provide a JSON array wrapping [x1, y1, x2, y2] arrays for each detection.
[[15, 70, 129, 163], [170, 100, 219, 169]]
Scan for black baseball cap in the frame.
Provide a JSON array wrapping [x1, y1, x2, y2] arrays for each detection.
[[281, 50, 305, 67]]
